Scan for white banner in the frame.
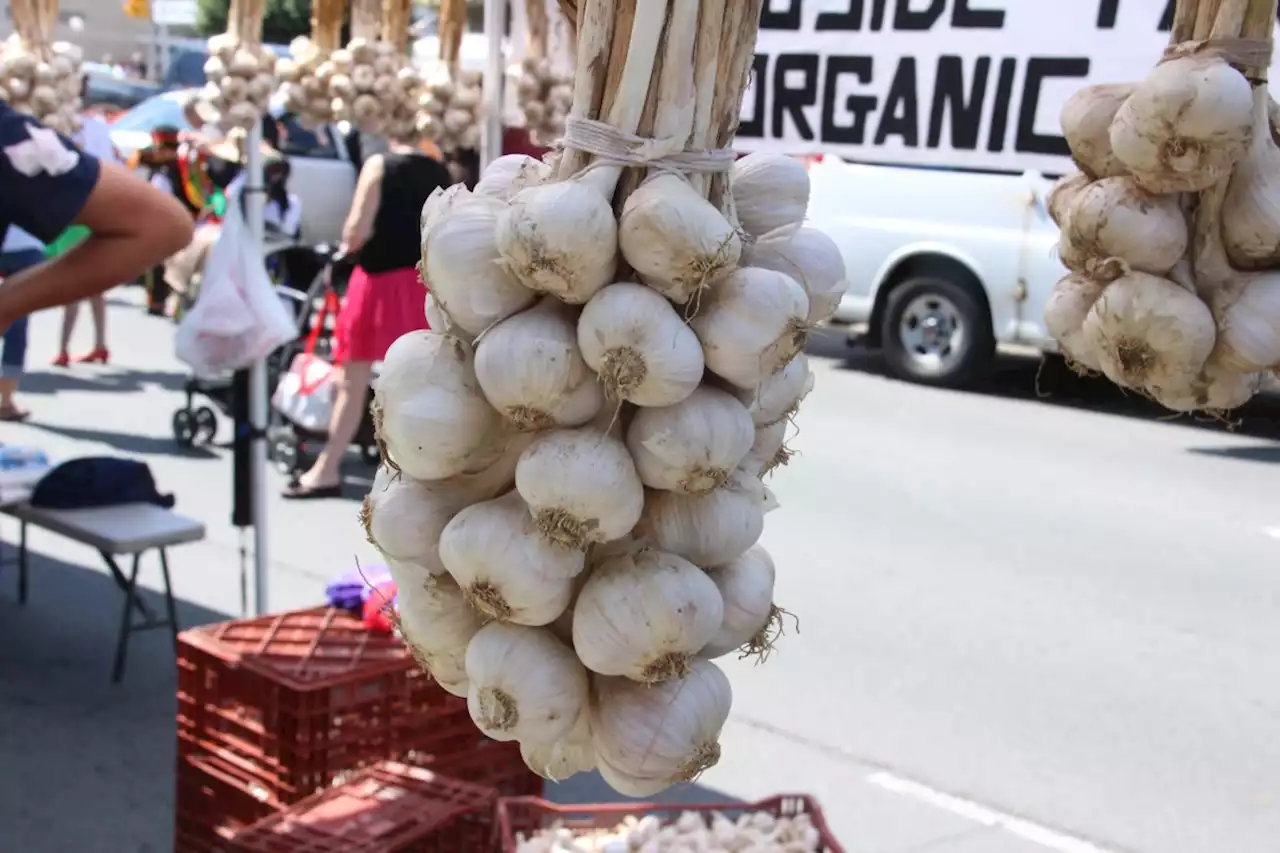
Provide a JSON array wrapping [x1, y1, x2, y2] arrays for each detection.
[[736, 0, 1274, 175]]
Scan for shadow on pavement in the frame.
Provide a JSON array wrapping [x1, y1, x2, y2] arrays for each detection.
[[548, 771, 736, 808], [20, 367, 189, 396], [26, 420, 219, 459], [809, 330, 1280, 443], [0, 547, 233, 853]]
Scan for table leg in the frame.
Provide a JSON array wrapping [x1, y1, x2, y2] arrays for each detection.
[[111, 555, 142, 684], [159, 548, 179, 653], [99, 551, 156, 622]]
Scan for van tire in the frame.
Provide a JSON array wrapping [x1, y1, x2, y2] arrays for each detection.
[[881, 276, 994, 388]]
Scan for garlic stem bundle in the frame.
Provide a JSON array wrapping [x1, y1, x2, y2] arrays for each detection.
[[591, 660, 732, 798], [464, 621, 589, 744], [699, 544, 779, 660], [625, 386, 755, 494], [396, 576, 485, 697], [0, 35, 83, 135], [439, 490, 582, 625], [418, 63, 484, 153], [572, 548, 725, 683], [201, 32, 278, 133], [474, 299, 604, 431]]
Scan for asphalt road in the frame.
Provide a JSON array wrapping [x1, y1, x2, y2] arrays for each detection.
[[2, 295, 1279, 853]]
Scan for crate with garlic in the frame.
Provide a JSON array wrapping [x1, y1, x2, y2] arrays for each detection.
[[1046, 0, 1280, 412], [497, 795, 843, 853], [365, 0, 848, 803]]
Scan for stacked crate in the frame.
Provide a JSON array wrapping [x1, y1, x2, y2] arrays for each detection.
[[175, 607, 539, 852]]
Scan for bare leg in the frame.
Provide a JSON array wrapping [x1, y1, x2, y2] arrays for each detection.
[[58, 301, 79, 357], [294, 361, 374, 490], [90, 294, 107, 351]]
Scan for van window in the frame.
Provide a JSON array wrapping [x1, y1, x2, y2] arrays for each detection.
[[278, 114, 339, 160]]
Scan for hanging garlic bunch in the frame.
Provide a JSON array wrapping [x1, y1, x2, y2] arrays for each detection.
[[200, 32, 278, 132], [377, 0, 836, 798], [514, 56, 574, 147], [0, 35, 83, 136], [1045, 0, 1280, 411], [418, 62, 483, 153], [276, 36, 338, 129], [327, 37, 419, 137]]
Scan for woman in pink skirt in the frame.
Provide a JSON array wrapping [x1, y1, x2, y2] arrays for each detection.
[[284, 134, 454, 499]]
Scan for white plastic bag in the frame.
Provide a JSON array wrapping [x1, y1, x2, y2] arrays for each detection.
[[175, 194, 298, 378]]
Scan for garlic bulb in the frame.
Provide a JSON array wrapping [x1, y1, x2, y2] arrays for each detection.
[[418, 64, 483, 153], [474, 299, 604, 431], [740, 421, 791, 479], [1215, 271, 1280, 373], [700, 545, 778, 660], [464, 621, 588, 744], [475, 154, 553, 200], [625, 386, 755, 494], [744, 227, 849, 325], [277, 36, 337, 128], [1149, 360, 1263, 412], [439, 490, 581, 625], [1080, 271, 1216, 393], [373, 332, 505, 480], [591, 661, 732, 798], [424, 197, 536, 335], [619, 174, 743, 304], [515, 426, 645, 550], [690, 267, 810, 389], [361, 465, 471, 582], [1060, 177, 1187, 277], [640, 467, 765, 568], [577, 283, 705, 406], [1044, 274, 1106, 371], [731, 152, 810, 239], [521, 711, 596, 781], [422, 184, 474, 233], [424, 291, 471, 343], [1110, 56, 1254, 194], [1047, 172, 1091, 229], [397, 577, 484, 697], [1223, 88, 1280, 270], [496, 180, 619, 304], [200, 36, 278, 132], [514, 56, 573, 146], [328, 38, 420, 137], [735, 353, 814, 427], [1061, 83, 1135, 179], [573, 548, 724, 684], [1, 38, 84, 134]]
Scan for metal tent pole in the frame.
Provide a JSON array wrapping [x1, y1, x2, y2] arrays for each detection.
[[482, 0, 506, 169], [243, 121, 270, 616]]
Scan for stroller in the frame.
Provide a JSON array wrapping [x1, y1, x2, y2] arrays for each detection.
[[171, 243, 381, 478]]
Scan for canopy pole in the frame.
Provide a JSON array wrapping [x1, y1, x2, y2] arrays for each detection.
[[243, 120, 270, 616], [482, 0, 506, 169]]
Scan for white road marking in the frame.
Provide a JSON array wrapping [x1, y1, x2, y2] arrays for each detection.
[[1263, 527, 1280, 540], [866, 771, 1119, 853]]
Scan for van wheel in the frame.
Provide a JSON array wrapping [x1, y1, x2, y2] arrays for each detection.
[[881, 276, 993, 387]]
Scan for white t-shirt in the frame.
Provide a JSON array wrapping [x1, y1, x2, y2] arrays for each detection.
[[75, 115, 119, 165], [2, 226, 43, 253]]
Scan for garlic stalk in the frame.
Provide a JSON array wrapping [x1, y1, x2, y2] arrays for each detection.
[[464, 621, 589, 744], [625, 386, 755, 495], [577, 282, 705, 407], [591, 660, 732, 798], [438, 490, 582, 624], [640, 467, 765, 568], [1060, 83, 1136, 179], [690, 267, 810, 390], [572, 548, 725, 683], [474, 299, 604, 431], [515, 425, 645, 550], [396, 576, 484, 698]]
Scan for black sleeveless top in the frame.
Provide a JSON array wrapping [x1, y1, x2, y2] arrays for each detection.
[[360, 152, 453, 274]]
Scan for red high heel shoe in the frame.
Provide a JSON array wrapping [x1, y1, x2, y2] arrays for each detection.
[[50, 352, 69, 367], [74, 347, 109, 364]]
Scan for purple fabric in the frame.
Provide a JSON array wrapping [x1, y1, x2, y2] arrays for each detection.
[[326, 563, 393, 612]]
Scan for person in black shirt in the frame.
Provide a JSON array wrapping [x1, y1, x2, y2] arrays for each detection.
[[283, 132, 454, 499], [0, 102, 193, 335]]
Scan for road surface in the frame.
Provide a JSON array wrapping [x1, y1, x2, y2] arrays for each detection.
[[1, 297, 1278, 853]]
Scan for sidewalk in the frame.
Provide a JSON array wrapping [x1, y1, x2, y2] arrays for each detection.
[[0, 293, 1067, 853]]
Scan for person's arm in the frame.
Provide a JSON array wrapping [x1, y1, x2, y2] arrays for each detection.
[[0, 109, 192, 328], [281, 193, 303, 239], [340, 154, 384, 253]]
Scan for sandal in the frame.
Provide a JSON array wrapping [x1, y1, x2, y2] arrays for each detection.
[[281, 480, 342, 500], [0, 408, 31, 422]]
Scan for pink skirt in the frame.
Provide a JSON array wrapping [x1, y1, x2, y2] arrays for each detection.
[[333, 265, 428, 364]]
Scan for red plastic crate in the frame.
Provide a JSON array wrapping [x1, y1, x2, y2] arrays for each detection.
[[176, 607, 477, 802], [496, 795, 845, 853], [411, 738, 542, 799], [176, 753, 280, 853], [228, 762, 497, 853]]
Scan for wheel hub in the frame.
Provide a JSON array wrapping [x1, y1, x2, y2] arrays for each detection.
[[898, 293, 967, 375]]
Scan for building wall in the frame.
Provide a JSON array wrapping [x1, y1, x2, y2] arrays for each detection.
[[2, 3, 154, 64]]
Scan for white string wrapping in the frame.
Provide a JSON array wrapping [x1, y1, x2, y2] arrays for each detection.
[[559, 115, 737, 176]]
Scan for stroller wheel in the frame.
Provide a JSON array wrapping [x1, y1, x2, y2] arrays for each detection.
[[193, 406, 218, 443], [273, 434, 300, 475], [172, 409, 197, 447], [360, 443, 380, 465]]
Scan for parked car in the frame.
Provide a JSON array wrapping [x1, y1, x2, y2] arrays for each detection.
[[807, 156, 1064, 388], [109, 90, 357, 246], [83, 62, 161, 113]]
